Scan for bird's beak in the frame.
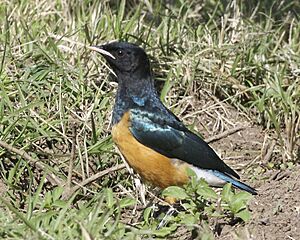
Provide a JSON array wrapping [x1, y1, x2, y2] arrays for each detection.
[[88, 46, 116, 59]]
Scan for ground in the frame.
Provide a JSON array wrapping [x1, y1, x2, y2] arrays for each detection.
[[182, 92, 299, 240], [215, 129, 300, 240]]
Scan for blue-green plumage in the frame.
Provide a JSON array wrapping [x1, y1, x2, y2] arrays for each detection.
[[129, 108, 241, 179], [95, 41, 257, 195]]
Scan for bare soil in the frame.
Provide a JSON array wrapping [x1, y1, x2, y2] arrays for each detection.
[[188, 91, 300, 240], [215, 131, 300, 240], [222, 166, 300, 240]]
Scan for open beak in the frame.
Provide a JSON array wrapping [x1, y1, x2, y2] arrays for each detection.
[[88, 46, 116, 59]]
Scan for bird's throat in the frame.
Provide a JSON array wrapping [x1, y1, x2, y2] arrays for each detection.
[[112, 75, 157, 125]]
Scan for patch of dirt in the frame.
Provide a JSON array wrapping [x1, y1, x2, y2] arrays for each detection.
[[179, 90, 300, 240], [218, 166, 300, 240]]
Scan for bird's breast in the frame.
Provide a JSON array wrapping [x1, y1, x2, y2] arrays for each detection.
[[111, 111, 189, 188]]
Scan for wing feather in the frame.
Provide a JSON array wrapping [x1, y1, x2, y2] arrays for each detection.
[[129, 109, 240, 179]]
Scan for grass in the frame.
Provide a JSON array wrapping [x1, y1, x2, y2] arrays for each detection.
[[0, 0, 299, 239]]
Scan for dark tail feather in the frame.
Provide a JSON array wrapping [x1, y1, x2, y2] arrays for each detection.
[[214, 171, 257, 195], [230, 178, 257, 195]]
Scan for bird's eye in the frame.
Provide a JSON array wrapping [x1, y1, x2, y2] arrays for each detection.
[[117, 50, 124, 56]]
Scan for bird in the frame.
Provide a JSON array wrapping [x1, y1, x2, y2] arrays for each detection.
[[90, 41, 257, 196]]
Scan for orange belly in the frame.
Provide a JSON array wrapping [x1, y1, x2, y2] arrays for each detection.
[[112, 111, 189, 189]]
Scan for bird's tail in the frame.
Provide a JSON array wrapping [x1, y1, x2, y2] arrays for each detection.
[[214, 171, 257, 195], [229, 178, 257, 195]]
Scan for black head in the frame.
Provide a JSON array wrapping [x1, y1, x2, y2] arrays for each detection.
[[92, 42, 150, 76]]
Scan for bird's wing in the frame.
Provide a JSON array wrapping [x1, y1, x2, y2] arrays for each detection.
[[129, 109, 240, 179]]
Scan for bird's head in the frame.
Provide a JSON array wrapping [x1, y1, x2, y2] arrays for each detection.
[[90, 41, 150, 77]]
